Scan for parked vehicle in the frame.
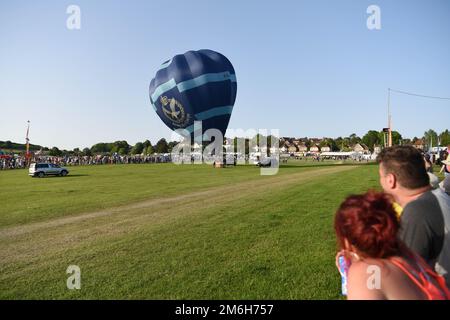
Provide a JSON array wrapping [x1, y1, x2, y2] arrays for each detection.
[[29, 163, 69, 177]]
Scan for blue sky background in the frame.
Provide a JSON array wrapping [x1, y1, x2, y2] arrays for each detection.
[[1, 0, 449, 150]]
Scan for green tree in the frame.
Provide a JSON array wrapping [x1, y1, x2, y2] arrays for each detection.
[[144, 145, 154, 155], [91, 143, 110, 154], [131, 142, 144, 155], [391, 131, 402, 146], [143, 140, 152, 150], [114, 141, 130, 154], [336, 136, 351, 151], [334, 137, 344, 151], [49, 147, 62, 156], [155, 138, 169, 154], [362, 130, 381, 151], [319, 138, 336, 151], [319, 139, 328, 148], [349, 133, 361, 146], [423, 129, 438, 148], [439, 130, 450, 146], [82, 148, 92, 156], [304, 138, 312, 149]]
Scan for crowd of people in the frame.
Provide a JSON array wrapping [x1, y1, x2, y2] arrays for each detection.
[[0, 154, 172, 170], [0, 156, 28, 170], [334, 146, 450, 299]]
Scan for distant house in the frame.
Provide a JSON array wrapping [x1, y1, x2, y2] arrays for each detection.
[[320, 145, 331, 152], [361, 143, 370, 152], [297, 143, 308, 152], [413, 139, 425, 150], [288, 145, 298, 153], [310, 144, 320, 153], [353, 143, 369, 153]]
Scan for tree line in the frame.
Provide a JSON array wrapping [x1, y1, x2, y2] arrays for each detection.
[[1, 129, 449, 157], [49, 139, 178, 157], [281, 129, 450, 152]]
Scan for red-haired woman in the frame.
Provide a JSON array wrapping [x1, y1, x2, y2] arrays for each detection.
[[334, 191, 450, 300]]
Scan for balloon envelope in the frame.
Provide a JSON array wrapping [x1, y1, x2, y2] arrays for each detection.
[[149, 49, 237, 139]]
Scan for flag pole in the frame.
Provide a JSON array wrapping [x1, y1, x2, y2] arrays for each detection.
[[26, 120, 30, 165], [388, 88, 392, 147]]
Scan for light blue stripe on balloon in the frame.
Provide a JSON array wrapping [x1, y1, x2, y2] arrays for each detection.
[[195, 105, 233, 120], [150, 78, 177, 103], [177, 72, 236, 92], [150, 71, 237, 102], [183, 106, 233, 133]]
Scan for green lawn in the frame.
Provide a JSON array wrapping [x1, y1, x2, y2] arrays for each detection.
[[0, 162, 381, 299]]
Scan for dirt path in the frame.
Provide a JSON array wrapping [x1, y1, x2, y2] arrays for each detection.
[[0, 165, 356, 241]]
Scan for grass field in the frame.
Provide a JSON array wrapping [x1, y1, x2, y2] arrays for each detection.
[[1, 161, 383, 299]]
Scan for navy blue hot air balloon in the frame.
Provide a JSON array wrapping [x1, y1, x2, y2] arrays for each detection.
[[149, 49, 237, 138]]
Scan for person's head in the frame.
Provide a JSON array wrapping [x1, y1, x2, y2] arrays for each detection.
[[334, 191, 403, 259], [376, 146, 429, 194]]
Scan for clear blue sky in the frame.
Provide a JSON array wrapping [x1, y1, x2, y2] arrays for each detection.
[[1, 0, 449, 150]]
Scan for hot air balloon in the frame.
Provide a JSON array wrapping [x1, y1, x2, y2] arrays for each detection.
[[149, 49, 237, 139]]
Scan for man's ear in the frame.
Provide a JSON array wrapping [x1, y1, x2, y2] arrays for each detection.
[[386, 172, 396, 189]]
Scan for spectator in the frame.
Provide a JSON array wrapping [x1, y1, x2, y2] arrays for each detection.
[[377, 146, 445, 266], [0, 153, 173, 170], [432, 178, 450, 288], [424, 154, 433, 173], [441, 175, 450, 196], [440, 158, 450, 178], [334, 191, 450, 299]]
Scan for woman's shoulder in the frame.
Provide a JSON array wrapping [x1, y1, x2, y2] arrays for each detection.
[[351, 256, 427, 300], [347, 259, 387, 299]]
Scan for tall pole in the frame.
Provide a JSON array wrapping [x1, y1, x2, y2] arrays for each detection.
[[26, 120, 30, 165], [388, 88, 392, 147]]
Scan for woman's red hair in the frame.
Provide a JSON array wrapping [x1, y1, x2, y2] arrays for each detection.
[[334, 190, 402, 259]]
